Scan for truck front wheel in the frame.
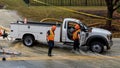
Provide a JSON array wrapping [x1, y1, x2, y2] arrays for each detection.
[[90, 42, 104, 53], [23, 35, 34, 47]]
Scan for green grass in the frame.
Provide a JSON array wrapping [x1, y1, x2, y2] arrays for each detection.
[[0, 0, 118, 24], [14, 6, 107, 22], [0, 0, 107, 22], [0, 0, 25, 8]]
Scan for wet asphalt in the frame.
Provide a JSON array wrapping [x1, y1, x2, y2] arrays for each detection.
[[0, 38, 119, 68]]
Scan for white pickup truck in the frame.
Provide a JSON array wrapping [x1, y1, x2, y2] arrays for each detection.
[[10, 18, 113, 53]]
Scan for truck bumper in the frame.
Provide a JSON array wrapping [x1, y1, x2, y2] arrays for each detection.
[[107, 40, 113, 50]]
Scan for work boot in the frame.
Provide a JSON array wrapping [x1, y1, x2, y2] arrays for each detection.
[[48, 54, 52, 57], [48, 54, 54, 57]]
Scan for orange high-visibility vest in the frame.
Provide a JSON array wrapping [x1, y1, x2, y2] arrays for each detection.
[[73, 29, 80, 40], [47, 30, 55, 41]]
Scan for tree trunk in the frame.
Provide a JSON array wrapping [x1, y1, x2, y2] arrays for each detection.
[[106, 9, 113, 29]]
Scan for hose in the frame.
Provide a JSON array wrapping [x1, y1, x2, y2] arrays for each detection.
[[40, 18, 62, 23]]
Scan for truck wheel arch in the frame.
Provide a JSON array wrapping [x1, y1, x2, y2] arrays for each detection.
[[86, 35, 108, 47], [22, 34, 35, 47], [22, 34, 35, 40]]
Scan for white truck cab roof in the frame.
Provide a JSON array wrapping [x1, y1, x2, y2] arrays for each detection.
[[64, 18, 82, 24]]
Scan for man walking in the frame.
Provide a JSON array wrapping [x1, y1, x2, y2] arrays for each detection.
[[46, 25, 56, 57]]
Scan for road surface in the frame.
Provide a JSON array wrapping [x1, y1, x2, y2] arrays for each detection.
[[0, 38, 119, 68]]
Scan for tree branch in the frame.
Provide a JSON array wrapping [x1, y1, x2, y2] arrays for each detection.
[[113, 0, 119, 6], [113, 5, 120, 11]]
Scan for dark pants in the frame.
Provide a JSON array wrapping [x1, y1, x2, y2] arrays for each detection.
[[48, 41, 54, 56], [73, 39, 80, 51]]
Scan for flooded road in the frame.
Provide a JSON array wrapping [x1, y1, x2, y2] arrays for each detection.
[[0, 38, 119, 68], [0, 56, 120, 68], [3, 38, 119, 57]]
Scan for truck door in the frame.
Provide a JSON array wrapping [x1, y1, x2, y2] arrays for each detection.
[[61, 19, 89, 44], [80, 31, 86, 46], [62, 20, 79, 42], [61, 21, 67, 42], [79, 23, 88, 46]]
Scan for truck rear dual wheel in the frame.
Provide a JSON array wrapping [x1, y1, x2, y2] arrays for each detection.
[[90, 42, 104, 53], [23, 35, 34, 47]]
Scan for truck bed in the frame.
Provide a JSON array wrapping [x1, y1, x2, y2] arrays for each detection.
[[10, 21, 61, 43], [11, 21, 61, 26]]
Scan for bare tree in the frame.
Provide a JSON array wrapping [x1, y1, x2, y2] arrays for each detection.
[[105, 0, 120, 28]]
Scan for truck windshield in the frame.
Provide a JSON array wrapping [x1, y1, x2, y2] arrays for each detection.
[[80, 23, 88, 30]]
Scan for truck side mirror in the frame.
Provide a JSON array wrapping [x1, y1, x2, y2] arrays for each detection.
[[81, 26, 88, 32]]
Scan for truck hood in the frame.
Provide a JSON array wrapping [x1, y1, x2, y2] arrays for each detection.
[[92, 27, 111, 35]]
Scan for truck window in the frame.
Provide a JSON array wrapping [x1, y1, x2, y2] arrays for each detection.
[[80, 23, 88, 32]]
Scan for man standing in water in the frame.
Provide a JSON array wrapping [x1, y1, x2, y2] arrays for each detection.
[[46, 25, 56, 57]]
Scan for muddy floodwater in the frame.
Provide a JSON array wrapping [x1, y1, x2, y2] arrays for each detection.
[[0, 38, 120, 68]]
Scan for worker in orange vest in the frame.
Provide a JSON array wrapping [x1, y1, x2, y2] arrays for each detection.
[[72, 24, 81, 54], [46, 25, 56, 57]]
